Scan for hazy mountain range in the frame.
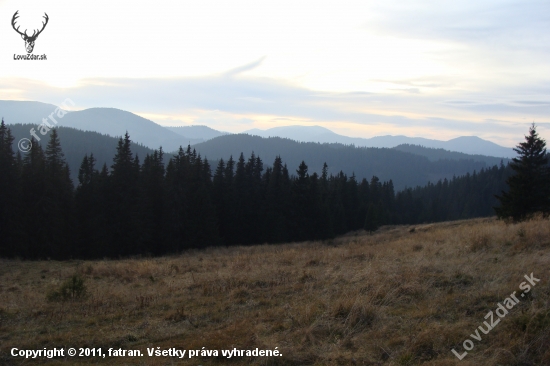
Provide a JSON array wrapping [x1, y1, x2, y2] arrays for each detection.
[[1, 100, 518, 189], [245, 125, 515, 158], [7, 124, 501, 190], [166, 125, 229, 141], [1, 100, 514, 158]]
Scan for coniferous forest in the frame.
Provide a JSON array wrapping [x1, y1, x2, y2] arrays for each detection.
[[0, 120, 522, 259]]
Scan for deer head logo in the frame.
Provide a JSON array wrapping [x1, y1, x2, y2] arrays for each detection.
[[12, 11, 49, 54]]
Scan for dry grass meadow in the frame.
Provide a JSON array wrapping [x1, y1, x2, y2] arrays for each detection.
[[1, 216, 549, 365]]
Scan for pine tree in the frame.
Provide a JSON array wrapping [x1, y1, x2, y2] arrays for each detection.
[[222, 155, 238, 244], [108, 132, 140, 256], [163, 151, 186, 253], [290, 161, 313, 240], [43, 129, 75, 258], [233, 153, 247, 244], [327, 172, 347, 235], [19, 138, 47, 258], [75, 154, 100, 257], [265, 156, 290, 242], [364, 176, 383, 231], [495, 124, 550, 221], [0, 119, 19, 257], [138, 148, 165, 255], [247, 153, 264, 243], [188, 154, 221, 248]]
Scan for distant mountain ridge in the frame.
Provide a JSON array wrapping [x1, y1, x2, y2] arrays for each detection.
[[244, 125, 515, 158], [1, 101, 199, 151], [2, 100, 514, 158], [393, 144, 508, 166], [57, 108, 197, 152], [191, 134, 495, 190], [0, 100, 63, 124], [166, 125, 229, 141]]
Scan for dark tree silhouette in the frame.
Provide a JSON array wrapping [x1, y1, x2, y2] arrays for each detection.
[[0, 119, 19, 257], [495, 124, 550, 221]]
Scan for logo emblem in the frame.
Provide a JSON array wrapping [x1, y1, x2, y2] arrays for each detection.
[[12, 11, 49, 54]]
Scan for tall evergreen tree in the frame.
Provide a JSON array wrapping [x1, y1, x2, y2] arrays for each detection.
[[0, 119, 19, 257], [245, 153, 265, 244], [222, 155, 238, 244], [233, 153, 248, 244], [163, 148, 188, 253], [18, 138, 47, 258], [290, 161, 313, 240], [43, 129, 74, 258], [139, 148, 165, 254], [75, 154, 108, 257], [108, 132, 140, 256], [364, 176, 383, 231], [264, 156, 290, 242], [495, 124, 550, 221], [188, 154, 221, 248], [327, 172, 348, 235]]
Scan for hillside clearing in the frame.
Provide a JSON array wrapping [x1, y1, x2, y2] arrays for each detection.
[[1, 216, 549, 365]]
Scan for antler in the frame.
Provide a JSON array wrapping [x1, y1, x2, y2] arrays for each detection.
[[29, 13, 49, 39], [12, 11, 49, 39], [11, 11, 26, 37]]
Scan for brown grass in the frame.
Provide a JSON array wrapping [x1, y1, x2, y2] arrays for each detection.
[[1, 216, 549, 365]]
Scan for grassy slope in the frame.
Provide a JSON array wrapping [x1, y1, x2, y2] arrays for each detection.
[[0, 217, 549, 365]]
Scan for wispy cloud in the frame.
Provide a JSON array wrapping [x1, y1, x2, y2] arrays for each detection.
[[222, 57, 267, 77]]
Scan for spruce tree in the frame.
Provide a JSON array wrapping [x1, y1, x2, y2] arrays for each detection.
[[75, 154, 101, 257], [44, 129, 74, 258], [138, 148, 165, 255], [222, 156, 238, 243], [495, 124, 550, 221], [246, 152, 264, 243], [188, 154, 221, 248], [265, 156, 290, 242], [233, 153, 247, 244], [290, 161, 312, 240], [163, 153, 184, 253], [19, 138, 47, 258], [108, 132, 140, 256], [0, 119, 18, 257]]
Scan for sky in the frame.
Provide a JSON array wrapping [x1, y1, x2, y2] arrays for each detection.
[[1, 0, 549, 147]]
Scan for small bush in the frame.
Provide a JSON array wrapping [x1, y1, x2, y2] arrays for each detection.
[[470, 233, 490, 252], [412, 244, 423, 252], [47, 275, 87, 302]]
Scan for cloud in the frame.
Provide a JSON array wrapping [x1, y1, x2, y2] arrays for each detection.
[[222, 56, 267, 77], [1, 61, 548, 147], [366, 0, 550, 48], [512, 101, 550, 106]]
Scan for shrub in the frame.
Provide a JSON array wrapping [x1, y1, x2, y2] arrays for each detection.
[[47, 275, 87, 301]]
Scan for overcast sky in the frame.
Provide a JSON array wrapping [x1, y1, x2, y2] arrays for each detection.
[[1, 0, 549, 146]]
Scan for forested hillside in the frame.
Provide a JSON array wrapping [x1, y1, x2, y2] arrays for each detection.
[[8, 124, 501, 190], [7, 124, 157, 183], [0, 121, 520, 259], [192, 134, 492, 190], [393, 144, 507, 165]]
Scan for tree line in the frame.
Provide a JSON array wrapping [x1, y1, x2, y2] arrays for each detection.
[[0, 120, 541, 259]]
